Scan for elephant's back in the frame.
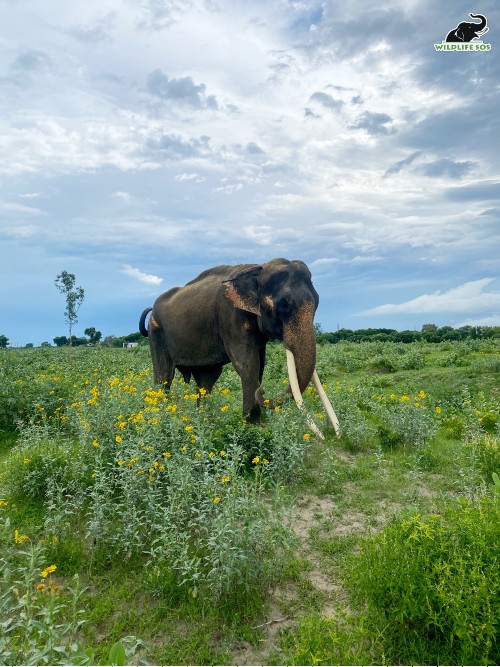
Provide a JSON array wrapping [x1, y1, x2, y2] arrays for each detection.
[[185, 264, 252, 286]]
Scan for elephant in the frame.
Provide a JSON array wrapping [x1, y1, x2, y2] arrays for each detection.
[[139, 258, 339, 437], [445, 13, 488, 42]]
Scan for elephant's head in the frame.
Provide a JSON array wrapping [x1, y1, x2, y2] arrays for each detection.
[[223, 258, 319, 395], [450, 13, 488, 41], [468, 13, 488, 38]]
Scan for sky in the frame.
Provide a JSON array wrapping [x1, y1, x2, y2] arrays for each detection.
[[1, 0, 499, 346]]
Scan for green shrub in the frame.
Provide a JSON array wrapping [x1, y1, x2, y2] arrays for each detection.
[[347, 495, 500, 664], [473, 434, 500, 483], [2, 426, 91, 502], [277, 611, 375, 665]]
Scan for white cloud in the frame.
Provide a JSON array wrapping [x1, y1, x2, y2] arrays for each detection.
[[363, 279, 500, 315], [457, 315, 500, 327], [3, 225, 38, 238], [311, 257, 339, 267], [122, 265, 163, 285], [175, 172, 205, 182], [244, 225, 273, 246], [0, 201, 46, 216]]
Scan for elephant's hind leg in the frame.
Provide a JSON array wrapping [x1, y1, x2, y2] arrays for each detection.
[[149, 327, 174, 388]]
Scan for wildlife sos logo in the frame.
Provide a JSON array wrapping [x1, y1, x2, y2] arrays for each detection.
[[435, 12, 491, 51]]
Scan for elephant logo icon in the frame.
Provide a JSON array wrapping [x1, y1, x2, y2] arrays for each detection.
[[445, 13, 489, 42]]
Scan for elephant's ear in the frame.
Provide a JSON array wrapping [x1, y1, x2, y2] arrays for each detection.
[[223, 265, 263, 315]]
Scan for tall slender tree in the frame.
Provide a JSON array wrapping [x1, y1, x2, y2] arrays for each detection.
[[54, 271, 85, 346]]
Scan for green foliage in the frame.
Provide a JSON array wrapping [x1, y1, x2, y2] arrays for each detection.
[[472, 434, 500, 483], [347, 495, 500, 664], [1, 339, 500, 664], [0, 507, 90, 665], [276, 611, 375, 665], [2, 427, 90, 502]]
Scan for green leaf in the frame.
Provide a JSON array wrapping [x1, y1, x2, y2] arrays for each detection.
[[108, 641, 126, 666]]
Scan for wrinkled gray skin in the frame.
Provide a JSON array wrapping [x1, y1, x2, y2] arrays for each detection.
[[446, 13, 488, 42], [139, 258, 319, 423]]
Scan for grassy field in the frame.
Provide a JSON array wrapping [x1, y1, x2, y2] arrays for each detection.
[[1, 339, 499, 665]]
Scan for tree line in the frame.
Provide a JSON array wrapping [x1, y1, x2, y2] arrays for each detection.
[[316, 323, 500, 344]]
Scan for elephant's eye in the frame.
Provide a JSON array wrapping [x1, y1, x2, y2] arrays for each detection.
[[277, 297, 293, 319]]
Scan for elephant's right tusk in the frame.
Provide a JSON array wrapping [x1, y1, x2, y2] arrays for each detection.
[[286, 349, 324, 440], [312, 370, 341, 438]]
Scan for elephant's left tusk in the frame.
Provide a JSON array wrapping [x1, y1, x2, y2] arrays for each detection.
[[285, 349, 324, 440], [312, 370, 341, 438]]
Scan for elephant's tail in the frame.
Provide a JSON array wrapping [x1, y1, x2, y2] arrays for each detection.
[[139, 307, 153, 337]]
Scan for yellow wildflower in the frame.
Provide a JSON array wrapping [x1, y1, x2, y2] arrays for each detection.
[[14, 529, 29, 543], [303, 433, 311, 440], [92, 439, 100, 448], [40, 565, 57, 578], [252, 456, 260, 464], [185, 425, 194, 432], [117, 460, 125, 466], [221, 475, 230, 483], [436, 406, 442, 414], [23, 458, 31, 464], [115, 435, 122, 443], [37, 583, 46, 593], [0, 500, 8, 507], [419, 390, 426, 399], [213, 497, 221, 503], [220, 405, 229, 412], [401, 395, 410, 402], [209, 451, 215, 458], [219, 450, 226, 457]]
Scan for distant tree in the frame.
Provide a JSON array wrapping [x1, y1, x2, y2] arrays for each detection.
[[40, 341, 52, 347], [314, 322, 324, 336], [124, 332, 142, 343], [84, 327, 102, 345], [0, 334, 9, 348], [71, 336, 88, 347], [54, 271, 85, 346], [53, 335, 69, 347], [25, 343, 34, 349]]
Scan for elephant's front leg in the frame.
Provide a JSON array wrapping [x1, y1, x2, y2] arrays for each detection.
[[230, 349, 262, 423]]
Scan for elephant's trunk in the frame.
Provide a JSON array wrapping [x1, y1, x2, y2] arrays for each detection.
[[279, 302, 341, 439], [470, 13, 487, 31], [282, 302, 317, 393]]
